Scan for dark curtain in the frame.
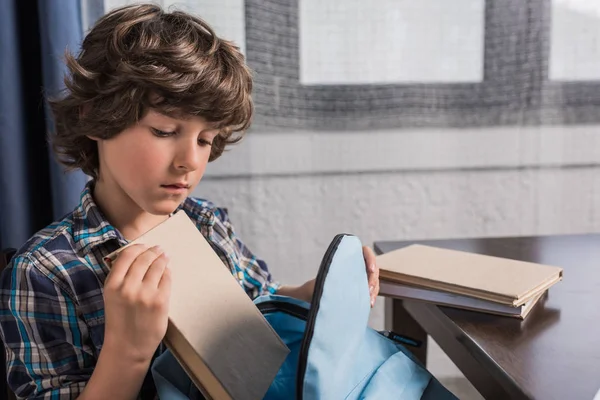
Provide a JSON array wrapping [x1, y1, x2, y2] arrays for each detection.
[[0, 0, 88, 250]]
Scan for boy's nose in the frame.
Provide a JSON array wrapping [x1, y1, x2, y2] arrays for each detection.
[[174, 143, 202, 172]]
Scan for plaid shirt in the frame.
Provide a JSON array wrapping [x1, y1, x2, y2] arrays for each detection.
[[0, 181, 279, 399]]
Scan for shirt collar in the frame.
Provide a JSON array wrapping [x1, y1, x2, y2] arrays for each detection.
[[72, 181, 216, 256], [72, 180, 126, 256]]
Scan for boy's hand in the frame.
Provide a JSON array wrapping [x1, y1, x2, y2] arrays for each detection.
[[363, 246, 380, 307], [280, 245, 380, 307], [102, 244, 171, 364]]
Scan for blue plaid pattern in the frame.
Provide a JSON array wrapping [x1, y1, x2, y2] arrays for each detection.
[[0, 181, 280, 399]]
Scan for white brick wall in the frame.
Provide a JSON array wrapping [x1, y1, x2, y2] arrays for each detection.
[[194, 133, 600, 329]]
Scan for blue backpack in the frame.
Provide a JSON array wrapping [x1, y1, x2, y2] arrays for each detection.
[[152, 234, 457, 399]]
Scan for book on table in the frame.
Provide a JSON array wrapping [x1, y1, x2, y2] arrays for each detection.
[[376, 244, 563, 319]]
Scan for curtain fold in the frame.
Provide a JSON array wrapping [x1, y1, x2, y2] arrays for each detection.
[[0, 0, 34, 250], [38, 0, 88, 220], [0, 0, 86, 250]]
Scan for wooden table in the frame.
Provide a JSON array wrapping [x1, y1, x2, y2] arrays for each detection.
[[375, 234, 600, 400]]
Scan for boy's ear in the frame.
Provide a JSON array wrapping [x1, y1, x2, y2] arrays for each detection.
[[86, 135, 99, 142]]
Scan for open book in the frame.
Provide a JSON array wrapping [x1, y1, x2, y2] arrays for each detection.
[[377, 244, 563, 317], [104, 211, 289, 400]]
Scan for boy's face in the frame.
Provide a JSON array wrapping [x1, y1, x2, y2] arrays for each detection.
[[94, 109, 220, 215]]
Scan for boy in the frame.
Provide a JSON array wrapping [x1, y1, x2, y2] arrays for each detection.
[[0, 4, 380, 399]]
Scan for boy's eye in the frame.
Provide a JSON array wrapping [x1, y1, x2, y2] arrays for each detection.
[[151, 127, 213, 146], [151, 128, 176, 137]]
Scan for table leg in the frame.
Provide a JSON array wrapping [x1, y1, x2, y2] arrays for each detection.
[[385, 298, 428, 366]]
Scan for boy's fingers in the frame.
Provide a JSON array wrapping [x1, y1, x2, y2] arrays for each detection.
[[372, 262, 380, 282], [125, 246, 164, 283], [363, 246, 377, 272], [106, 244, 148, 283], [143, 253, 169, 288], [363, 246, 380, 307], [369, 280, 379, 299], [158, 266, 172, 295], [369, 286, 379, 306]]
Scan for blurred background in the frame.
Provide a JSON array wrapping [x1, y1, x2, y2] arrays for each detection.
[[2, 0, 600, 398]]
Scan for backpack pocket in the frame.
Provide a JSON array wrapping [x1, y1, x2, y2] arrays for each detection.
[[356, 350, 431, 400]]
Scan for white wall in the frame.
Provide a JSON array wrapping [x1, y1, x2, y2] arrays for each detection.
[[194, 127, 600, 329]]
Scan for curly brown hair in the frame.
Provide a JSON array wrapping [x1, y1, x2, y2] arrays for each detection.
[[49, 3, 253, 179]]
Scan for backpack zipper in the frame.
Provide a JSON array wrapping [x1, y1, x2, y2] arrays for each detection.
[[296, 234, 347, 400], [379, 330, 423, 348], [256, 301, 309, 321]]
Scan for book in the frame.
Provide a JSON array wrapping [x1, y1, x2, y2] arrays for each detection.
[[379, 281, 546, 319], [103, 211, 289, 400], [377, 244, 563, 307]]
